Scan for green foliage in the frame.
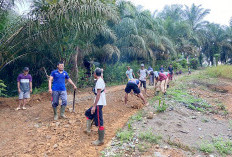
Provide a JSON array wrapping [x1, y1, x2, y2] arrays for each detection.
[[180, 59, 188, 68], [190, 58, 199, 69], [172, 61, 182, 70], [155, 98, 168, 113], [131, 110, 143, 121], [77, 67, 93, 88], [212, 138, 232, 155], [205, 65, 232, 79], [116, 130, 134, 142], [139, 130, 162, 143], [214, 54, 220, 66], [199, 141, 214, 153], [0, 80, 7, 97]]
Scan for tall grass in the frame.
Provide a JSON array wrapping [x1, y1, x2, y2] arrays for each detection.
[[205, 65, 232, 79]]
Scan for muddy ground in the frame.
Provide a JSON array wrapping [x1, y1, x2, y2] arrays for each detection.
[[0, 73, 232, 157]]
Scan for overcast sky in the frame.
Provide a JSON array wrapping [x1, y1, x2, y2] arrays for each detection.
[[16, 0, 232, 26], [127, 0, 232, 26]]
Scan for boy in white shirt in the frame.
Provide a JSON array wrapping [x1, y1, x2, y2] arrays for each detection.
[[85, 68, 106, 146]]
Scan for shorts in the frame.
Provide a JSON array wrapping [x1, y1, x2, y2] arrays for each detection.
[[140, 80, 146, 89], [19, 91, 30, 100], [125, 83, 140, 94], [85, 105, 104, 127]]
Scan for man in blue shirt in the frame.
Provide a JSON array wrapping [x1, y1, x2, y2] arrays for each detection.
[[49, 62, 77, 120]]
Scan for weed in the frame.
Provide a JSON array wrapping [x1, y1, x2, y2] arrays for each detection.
[[139, 130, 162, 144], [131, 110, 143, 121], [116, 130, 134, 142], [199, 141, 214, 153], [217, 103, 226, 110], [229, 120, 232, 129], [155, 98, 168, 113], [213, 138, 232, 155], [201, 118, 209, 123], [137, 143, 150, 152], [167, 136, 193, 152]]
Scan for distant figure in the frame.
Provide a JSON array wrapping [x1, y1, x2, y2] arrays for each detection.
[[160, 65, 164, 73], [16, 67, 32, 110], [179, 69, 182, 75], [188, 66, 191, 75], [137, 64, 149, 96], [148, 66, 154, 85], [168, 64, 174, 80], [126, 66, 135, 80]]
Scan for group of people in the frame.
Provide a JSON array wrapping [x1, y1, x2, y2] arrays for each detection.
[[15, 62, 175, 147], [124, 64, 175, 107]]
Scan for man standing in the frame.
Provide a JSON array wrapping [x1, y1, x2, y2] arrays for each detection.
[[160, 65, 164, 73], [126, 66, 135, 80], [124, 79, 148, 106], [137, 64, 149, 96], [148, 66, 154, 85], [16, 67, 32, 110], [85, 68, 106, 146], [168, 64, 174, 80], [48, 62, 77, 120]]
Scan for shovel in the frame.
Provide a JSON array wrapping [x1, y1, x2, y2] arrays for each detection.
[[72, 89, 76, 113]]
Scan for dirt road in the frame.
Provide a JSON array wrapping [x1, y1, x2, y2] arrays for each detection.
[[0, 84, 153, 157]]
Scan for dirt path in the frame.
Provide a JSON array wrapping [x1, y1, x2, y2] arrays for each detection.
[[0, 84, 153, 157]]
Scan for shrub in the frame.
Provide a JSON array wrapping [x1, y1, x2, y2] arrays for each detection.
[[190, 58, 199, 69], [205, 65, 232, 79], [180, 59, 188, 68]]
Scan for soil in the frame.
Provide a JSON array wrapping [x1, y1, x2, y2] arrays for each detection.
[[0, 74, 232, 157], [0, 85, 152, 157]]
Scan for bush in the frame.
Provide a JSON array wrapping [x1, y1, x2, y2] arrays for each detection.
[[190, 58, 199, 69], [180, 59, 188, 68], [172, 61, 182, 70]]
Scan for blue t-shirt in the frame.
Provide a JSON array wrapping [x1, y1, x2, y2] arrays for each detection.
[[51, 70, 70, 91], [128, 79, 139, 85]]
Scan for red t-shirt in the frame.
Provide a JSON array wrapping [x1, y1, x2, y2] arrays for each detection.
[[159, 73, 167, 81]]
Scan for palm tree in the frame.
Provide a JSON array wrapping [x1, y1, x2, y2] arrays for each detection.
[[184, 3, 210, 31]]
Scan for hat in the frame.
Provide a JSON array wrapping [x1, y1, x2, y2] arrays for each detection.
[[23, 67, 29, 71], [141, 64, 144, 67]]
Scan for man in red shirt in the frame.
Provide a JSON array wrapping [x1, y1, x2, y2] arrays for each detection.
[[154, 71, 168, 94]]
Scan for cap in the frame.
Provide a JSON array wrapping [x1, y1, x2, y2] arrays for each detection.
[[154, 71, 159, 78], [141, 64, 144, 67], [23, 67, 29, 71]]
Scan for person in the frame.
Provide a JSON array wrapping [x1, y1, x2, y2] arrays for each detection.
[[160, 65, 164, 73], [137, 64, 149, 96], [188, 66, 191, 75], [48, 62, 77, 120], [85, 68, 106, 146], [154, 71, 168, 94], [124, 79, 148, 106], [168, 64, 174, 80], [179, 69, 182, 75], [126, 66, 135, 80], [16, 67, 32, 110], [163, 72, 170, 88], [148, 66, 154, 86]]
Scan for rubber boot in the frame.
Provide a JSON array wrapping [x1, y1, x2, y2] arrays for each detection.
[[92, 129, 104, 146], [84, 119, 92, 135], [53, 107, 58, 120], [60, 105, 67, 119]]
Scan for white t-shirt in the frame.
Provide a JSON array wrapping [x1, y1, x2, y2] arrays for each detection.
[[94, 78, 107, 106], [126, 69, 134, 79]]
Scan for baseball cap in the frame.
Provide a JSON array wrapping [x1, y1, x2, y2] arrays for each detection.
[[141, 64, 144, 67], [23, 67, 29, 71]]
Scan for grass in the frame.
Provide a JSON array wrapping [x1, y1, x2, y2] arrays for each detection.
[[205, 65, 232, 79], [229, 120, 232, 129], [116, 129, 134, 142], [138, 130, 162, 143], [167, 87, 211, 112], [199, 141, 214, 153], [199, 138, 232, 156], [130, 110, 143, 121]]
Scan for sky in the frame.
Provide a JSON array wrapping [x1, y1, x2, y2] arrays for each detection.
[[127, 0, 232, 26], [16, 0, 232, 26]]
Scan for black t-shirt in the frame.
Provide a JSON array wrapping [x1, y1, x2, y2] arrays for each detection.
[[168, 67, 173, 74]]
